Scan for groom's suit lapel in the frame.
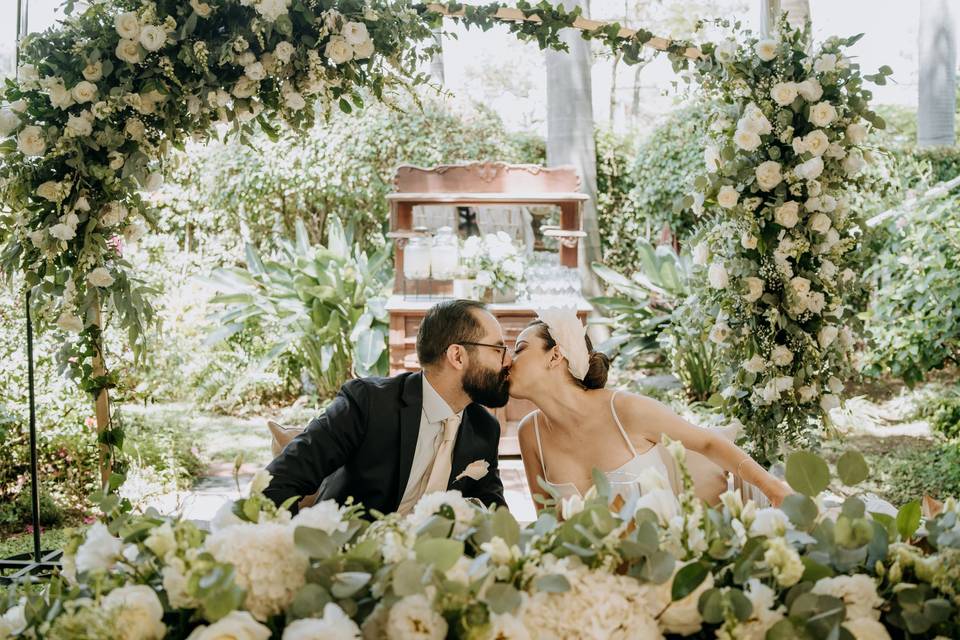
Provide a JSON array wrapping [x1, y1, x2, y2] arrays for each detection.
[[395, 371, 423, 508]]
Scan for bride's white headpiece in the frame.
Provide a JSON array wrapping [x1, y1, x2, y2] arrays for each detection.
[[536, 307, 589, 381]]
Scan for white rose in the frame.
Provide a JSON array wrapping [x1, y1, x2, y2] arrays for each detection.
[[71, 80, 97, 104], [102, 585, 166, 640], [109, 151, 126, 170], [751, 508, 790, 537], [826, 143, 847, 159], [56, 311, 83, 332], [795, 156, 825, 181], [805, 196, 822, 212], [754, 39, 778, 61], [282, 603, 361, 639], [739, 104, 773, 135], [232, 77, 258, 99], [717, 185, 740, 208], [797, 78, 824, 102], [255, 0, 291, 22], [846, 122, 868, 145], [791, 136, 808, 155], [353, 38, 375, 59], [809, 213, 832, 234], [87, 267, 115, 288], [75, 522, 123, 574], [771, 345, 793, 367], [1, 602, 26, 637], [116, 38, 143, 64], [66, 112, 93, 137], [190, 0, 213, 17], [692, 242, 709, 266], [50, 223, 76, 241], [709, 320, 731, 344], [820, 394, 840, 411], [82, 61, 103, 83], [0, 108, 20, 137], [734, 128, 762, 151], [144, 172, 164, 192], [774, 201, 799, 228], [828, 376, 844, 395], [807, 291, 826, 314], [283, 90, 306, 111], [743, 354, 766, 374], [46, 79, 74, 109], [818, 325, 839, 348], [741, 232, 758, 249], [475, 270, 493, 288], [139, 24, 167, 52], [714, 39, 737, 62], [324, 35, 354, 64], [341, 21, 369, 45], [708, 262, 729, 289], [744, 276, 764, 302], [115, 11, 141, 40], [798, 385, 818, 402], [244, 61, 266, 81], [809, 102, 838, 127], [386, 594, 447, 640], [125, 118, 146, 140], [814, 53, 837, 73], [36, 181, 62, 201], [274, 41, 295, 64], [843, 618, 891, 640], [17, 125, 46, 156], [804, 129, 830, 156], [187, 611, 271, 640], [755, 161, 783, 191], [843, 149, 866, 175], [704, 145, 721, 171], [771, 81, 798, 106], [820, 194, 838, 212]]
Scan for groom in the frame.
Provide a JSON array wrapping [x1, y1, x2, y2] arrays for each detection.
[[264, 299, 510, 514]]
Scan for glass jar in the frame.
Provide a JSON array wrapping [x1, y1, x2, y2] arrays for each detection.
[[403, 232, 432, 280], [430, 226, 459, 280]]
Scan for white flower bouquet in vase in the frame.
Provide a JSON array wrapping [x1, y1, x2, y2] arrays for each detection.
[[461, 231, 526, 303]]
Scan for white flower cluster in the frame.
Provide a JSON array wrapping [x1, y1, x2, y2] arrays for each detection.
[[691, 24, 881, 441], [323, 12, 376, 64], [461, 232, 526, 293]]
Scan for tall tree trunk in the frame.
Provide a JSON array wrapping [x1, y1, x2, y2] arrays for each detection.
[[429, 27, 445, 85], [609, 51, 622, 125], [546, 0, 601, 296], [918, 0, 957, 147]]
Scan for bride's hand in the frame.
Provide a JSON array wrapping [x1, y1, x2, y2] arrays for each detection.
[[767, 479, 793, 507]]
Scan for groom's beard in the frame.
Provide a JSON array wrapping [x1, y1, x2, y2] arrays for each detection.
[[462, 362, 511, 408]]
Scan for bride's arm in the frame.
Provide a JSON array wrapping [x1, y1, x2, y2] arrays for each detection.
[[517, 413, 551, 513], [620, 393, 793, 506]]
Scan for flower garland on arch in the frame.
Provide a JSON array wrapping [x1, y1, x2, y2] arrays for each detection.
[[679, 17, 892, 460], [0, 0, 697, 481]]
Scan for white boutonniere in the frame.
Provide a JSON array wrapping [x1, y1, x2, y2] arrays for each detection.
[[455, 459, 490, 482]]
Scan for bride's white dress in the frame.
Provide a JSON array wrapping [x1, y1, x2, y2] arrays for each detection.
[[532, 390, 674, 502]]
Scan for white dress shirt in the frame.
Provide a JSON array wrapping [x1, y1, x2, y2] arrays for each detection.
[[397, 374, 463, 513]]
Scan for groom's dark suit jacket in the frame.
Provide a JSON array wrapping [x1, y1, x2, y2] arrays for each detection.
[[264, 371, 506, 514]]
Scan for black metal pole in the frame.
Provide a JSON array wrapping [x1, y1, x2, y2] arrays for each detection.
[[25, 290, 41, 563]]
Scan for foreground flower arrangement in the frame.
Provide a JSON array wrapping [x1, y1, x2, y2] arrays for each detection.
[[3, 445, 958, 639], [682, 18, 893, 459]]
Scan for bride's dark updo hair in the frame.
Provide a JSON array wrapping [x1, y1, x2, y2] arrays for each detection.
[[529, 320, 611, 390]]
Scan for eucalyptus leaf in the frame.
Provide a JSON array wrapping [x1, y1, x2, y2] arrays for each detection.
[[785, 451, 831, 497]]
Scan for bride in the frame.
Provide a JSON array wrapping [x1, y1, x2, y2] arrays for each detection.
[[510, 308, 792, 511]]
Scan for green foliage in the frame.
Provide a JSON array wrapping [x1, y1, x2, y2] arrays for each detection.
[[872, 441, 960, 506], [160, 95, 542, 253], [599, 103, 708, 273], [863, 192, 960, 385], [209, 218, 391, 398], [590, 242, 678, 364], [914, 388, 960, 440]]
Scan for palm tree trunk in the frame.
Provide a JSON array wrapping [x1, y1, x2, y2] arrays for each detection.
[[918, 0, 957, 147], [546, 0, 601, 296]]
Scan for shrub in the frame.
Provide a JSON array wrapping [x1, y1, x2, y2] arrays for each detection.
[[863, 192, 960, 385], [599, 103, 707, 274]]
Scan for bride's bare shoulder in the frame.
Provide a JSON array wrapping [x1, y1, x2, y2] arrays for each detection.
[[516, 411, 541, 457], [610, 389, 674, 419]]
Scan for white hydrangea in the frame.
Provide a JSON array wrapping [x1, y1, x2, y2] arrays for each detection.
[[291, 499, 349, 535], [204, 522, 308, 621], [407, 490, 476, 536]]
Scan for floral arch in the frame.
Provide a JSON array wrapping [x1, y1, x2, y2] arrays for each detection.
[[0, 0, 890, 481]]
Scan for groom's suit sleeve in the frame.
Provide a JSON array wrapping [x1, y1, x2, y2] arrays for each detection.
[[263, 379, 368, 511]]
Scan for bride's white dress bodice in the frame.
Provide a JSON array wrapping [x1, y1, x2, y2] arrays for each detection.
[[532, 390, 673, 501]]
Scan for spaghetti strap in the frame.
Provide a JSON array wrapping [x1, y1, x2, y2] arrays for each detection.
[[533, 411, 550, 481], [609, 391, 639, 457]]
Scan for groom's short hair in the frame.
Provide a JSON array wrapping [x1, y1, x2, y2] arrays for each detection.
[[417, 299, 487, 367]]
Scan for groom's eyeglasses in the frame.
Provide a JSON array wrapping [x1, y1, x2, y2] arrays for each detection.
[[459, 342, 511, 365]]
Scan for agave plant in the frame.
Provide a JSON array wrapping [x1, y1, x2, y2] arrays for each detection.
[[592, 239, 718, 401], [207, 217, 391, 398], [591, 239, 691, 368]]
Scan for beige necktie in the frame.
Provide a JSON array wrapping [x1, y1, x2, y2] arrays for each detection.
[[423, 415, 460, 495]]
